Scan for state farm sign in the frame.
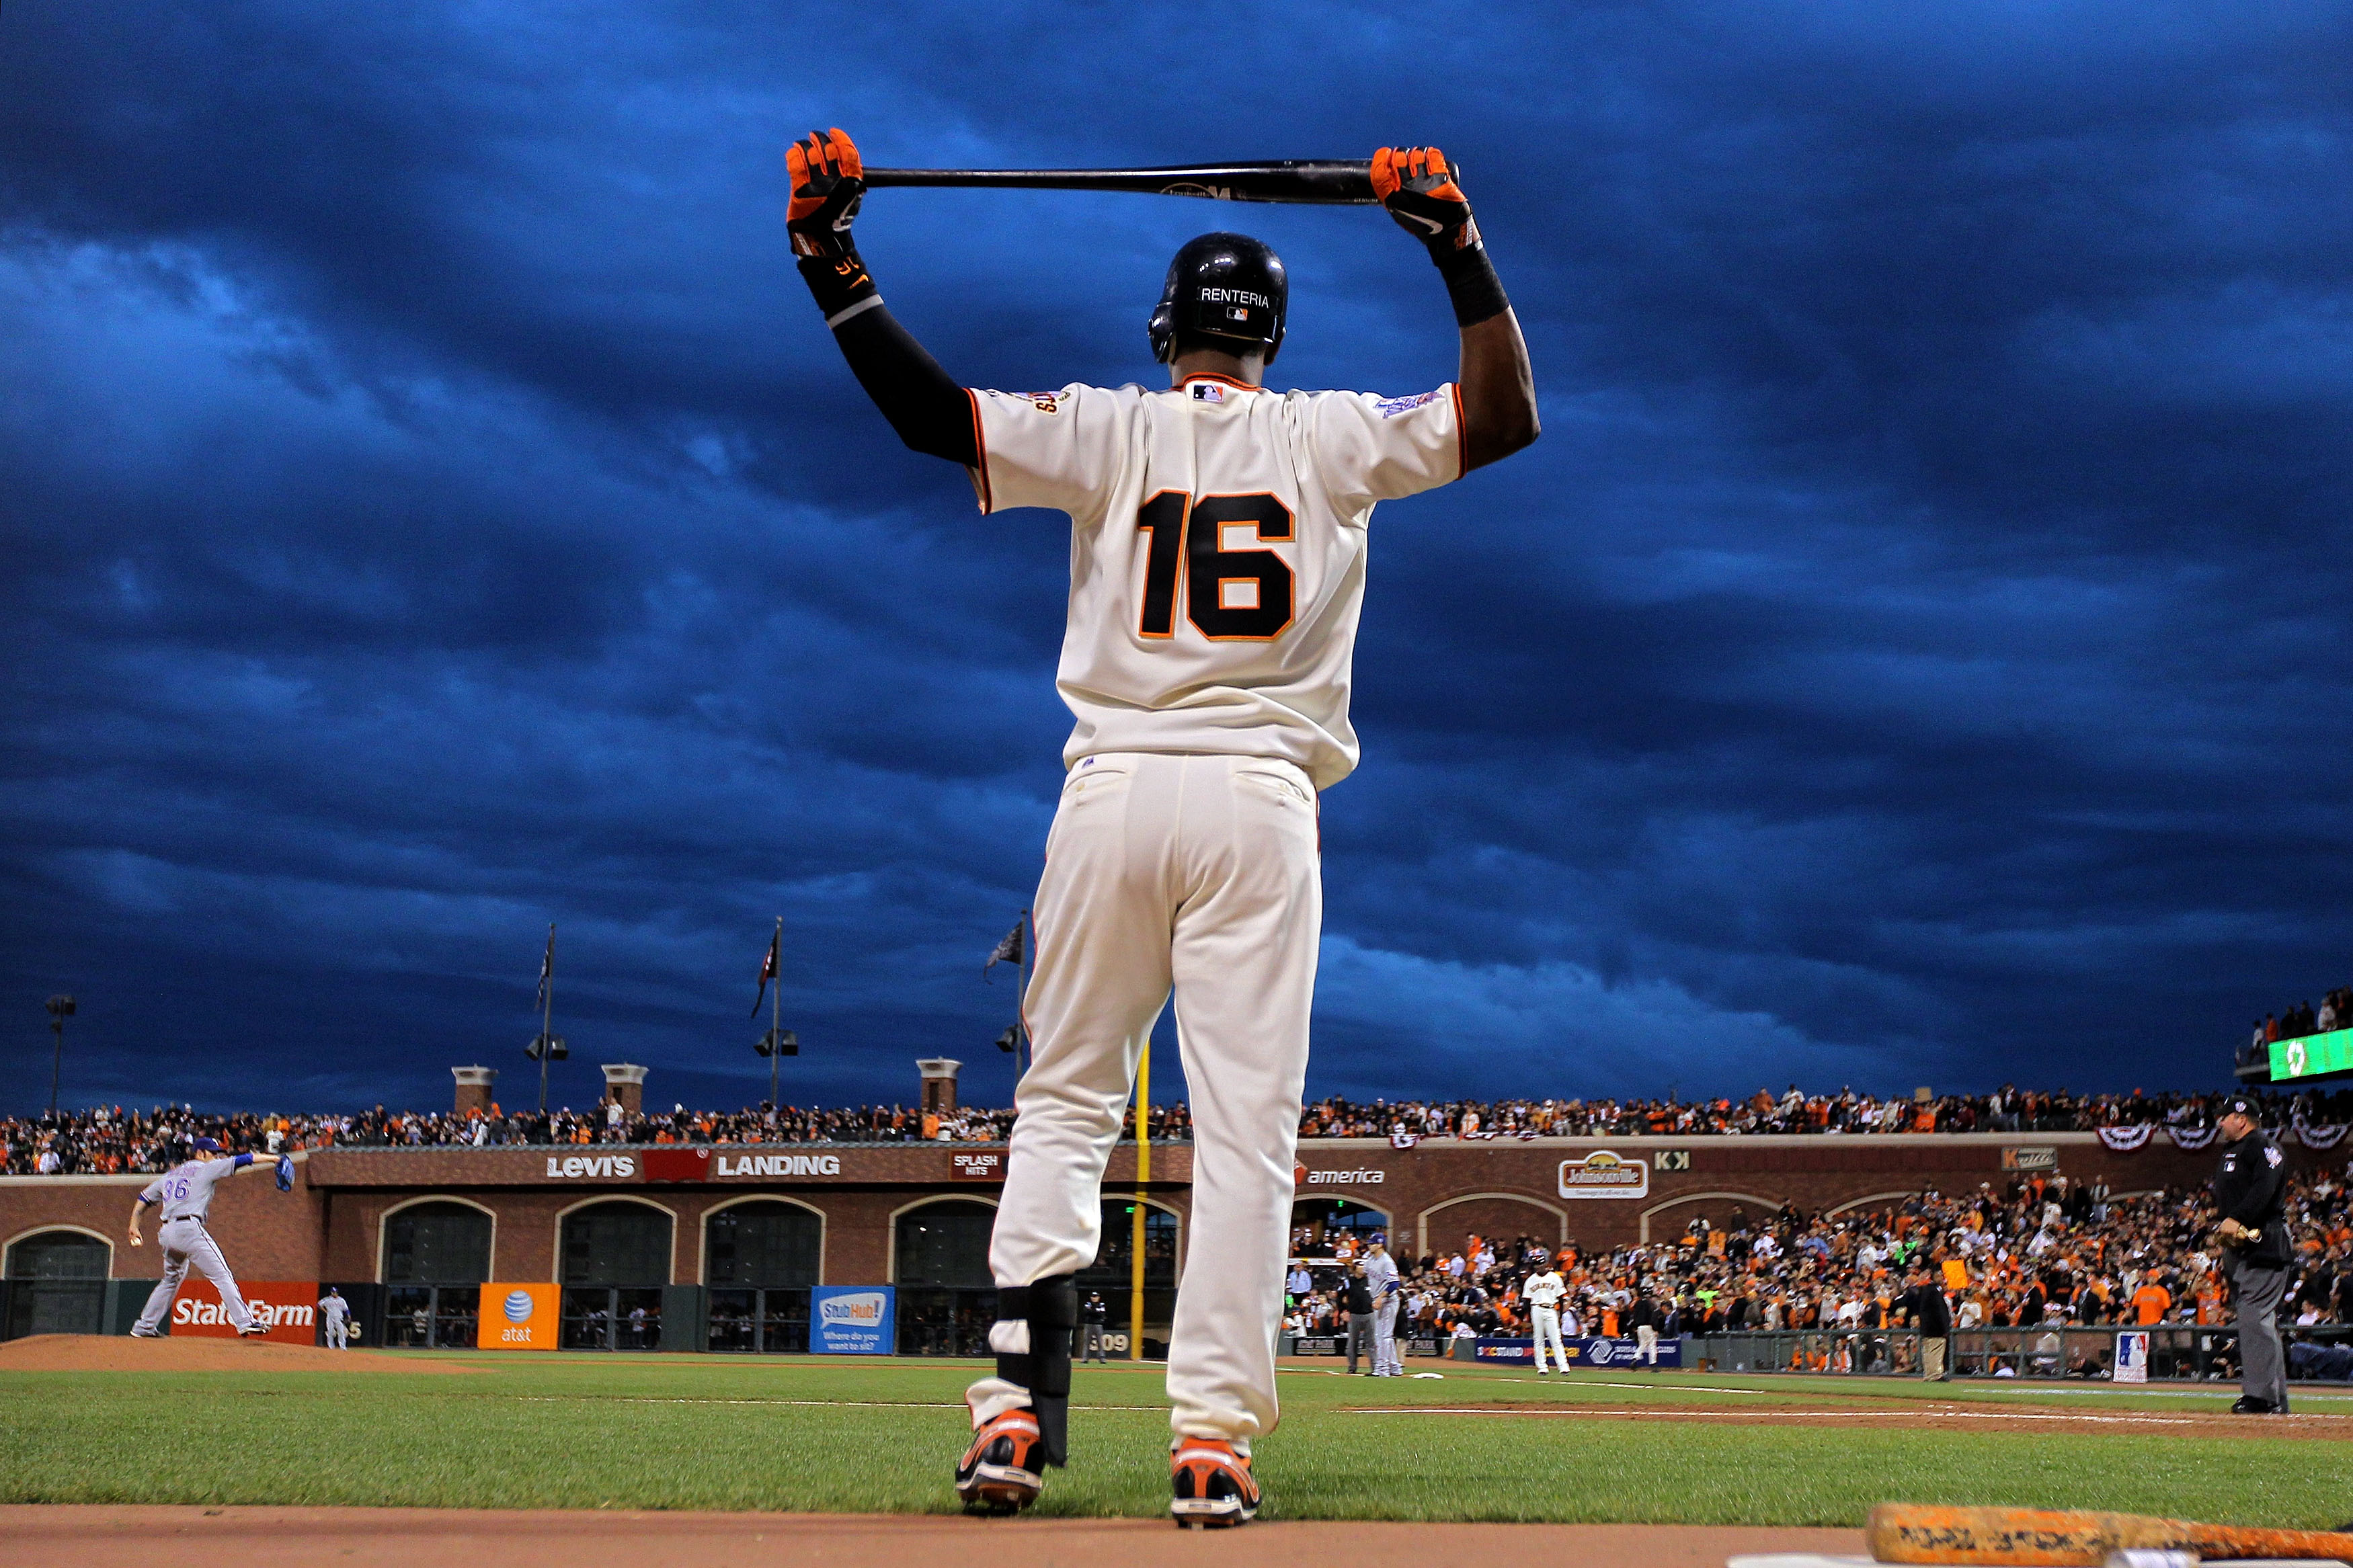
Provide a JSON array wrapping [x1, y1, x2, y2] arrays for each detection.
[[171, 1280, 319, 1345], [1558, 1151, 1648, 1200]]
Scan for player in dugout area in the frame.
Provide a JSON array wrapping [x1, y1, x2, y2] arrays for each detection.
[[785, 128, 1536, 1525]]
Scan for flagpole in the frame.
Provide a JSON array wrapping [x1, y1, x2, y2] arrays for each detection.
[[538, 922, 555, 1115], [1130, 1038, 1149, 1362], [770, 915, 783, 1111]]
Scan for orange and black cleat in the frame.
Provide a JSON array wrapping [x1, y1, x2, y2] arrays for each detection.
[[1169, 1438, 1259, 1528], [955, 1408, 1045, 1516]]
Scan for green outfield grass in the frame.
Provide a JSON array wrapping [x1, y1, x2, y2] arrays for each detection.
[[2, 1356, 2348, 1524]]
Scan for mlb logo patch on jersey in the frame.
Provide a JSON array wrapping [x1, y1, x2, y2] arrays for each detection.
[[1375, 389, 1443, 418], [1189, 381, 1225, 403]]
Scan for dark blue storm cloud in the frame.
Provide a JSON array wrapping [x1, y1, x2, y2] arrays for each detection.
[[5, 1, 2350, 1115]]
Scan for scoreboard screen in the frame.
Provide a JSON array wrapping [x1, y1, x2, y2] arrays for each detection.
[[2270, 1027, 2353, 1082]]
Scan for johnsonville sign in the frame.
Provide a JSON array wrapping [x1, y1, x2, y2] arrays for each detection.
[[1558, 1151, 1649, 1200]]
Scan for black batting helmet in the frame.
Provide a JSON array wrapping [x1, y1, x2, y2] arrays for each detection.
[[1148, 232, 1287, 365]]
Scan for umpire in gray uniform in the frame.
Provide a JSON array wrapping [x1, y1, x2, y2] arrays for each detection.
[[2211, 1094, 2292, 1414], [1342, 1262, 1377, 1374]]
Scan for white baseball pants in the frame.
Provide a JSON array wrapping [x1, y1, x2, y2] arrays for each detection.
[[135, 1218, 255, 1334], [1636, 1323, 1659, 1364], [325, 1318, 348, 1349], [980, 751, 1320, 1445], [1372, 1296, 1401, 1374], [1531, 1304, 1567, 1371]]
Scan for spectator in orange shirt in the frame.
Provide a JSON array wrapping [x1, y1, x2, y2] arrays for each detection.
[[2129, 1278, 2171, 1325]]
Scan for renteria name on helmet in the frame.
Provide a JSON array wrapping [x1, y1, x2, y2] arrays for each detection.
[[1197, 288, 1271, 308]]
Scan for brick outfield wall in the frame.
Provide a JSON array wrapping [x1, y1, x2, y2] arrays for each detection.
[[1, 1133, 2338, 1286]]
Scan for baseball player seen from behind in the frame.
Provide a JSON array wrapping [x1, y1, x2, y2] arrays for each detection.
[[127, 1137, 295, 1338], [1523, 1260, 1568, 1373], [787, 128, 1537, 1527]]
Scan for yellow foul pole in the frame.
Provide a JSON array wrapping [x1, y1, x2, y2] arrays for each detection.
[[1129, 1040, 1150, 1361]]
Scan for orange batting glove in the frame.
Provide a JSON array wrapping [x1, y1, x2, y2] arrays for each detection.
[[787, 128, 867, 259], [1372, 145, 1478, 255]]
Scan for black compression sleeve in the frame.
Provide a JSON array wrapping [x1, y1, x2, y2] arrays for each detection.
[[811, 286, 977, 468], [1429, 237, 1511, 328]]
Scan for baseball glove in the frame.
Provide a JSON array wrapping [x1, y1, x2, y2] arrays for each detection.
[[276, 1155, 294, 1192]]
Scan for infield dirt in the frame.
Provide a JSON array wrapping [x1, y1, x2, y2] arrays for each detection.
[[0, 1505, 1864, 1567], [0, 1333, 474, 1373]]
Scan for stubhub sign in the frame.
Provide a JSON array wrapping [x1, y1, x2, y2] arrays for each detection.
[[811, 1286, 894, 1354]]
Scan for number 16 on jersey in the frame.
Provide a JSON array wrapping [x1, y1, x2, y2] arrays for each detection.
[[1134, 491, 1296, 642]]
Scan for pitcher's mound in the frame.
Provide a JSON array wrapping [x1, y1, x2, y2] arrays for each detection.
[[0, 1334, 473, 1373]]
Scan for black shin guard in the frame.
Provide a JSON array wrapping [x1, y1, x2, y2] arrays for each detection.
[[1027, 1274, 1078, 1467]]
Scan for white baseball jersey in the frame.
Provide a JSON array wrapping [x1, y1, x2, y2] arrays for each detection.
[[968, 373, 1464, 789], [1363, 1249, 1401, 1298], [139, 1155, 251, 1223], [1523, 1269, 1566, 1309], [318, 1292, 350, 1326]]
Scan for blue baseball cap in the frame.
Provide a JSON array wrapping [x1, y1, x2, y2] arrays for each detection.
[[191, 1137, 223, 1151]]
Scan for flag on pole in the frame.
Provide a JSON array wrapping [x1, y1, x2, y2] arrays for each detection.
[[984, 918, 1025, 981], [535, 925, 555, 1012], [751, 923, 781, 1018]]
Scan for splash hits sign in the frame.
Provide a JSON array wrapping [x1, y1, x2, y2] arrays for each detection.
[[170, 1280, 319, 1345], [1558, 1151, 1649, 1200]]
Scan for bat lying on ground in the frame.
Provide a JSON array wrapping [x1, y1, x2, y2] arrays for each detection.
[[861, 160, 1403, 205], [1868, 1503, 2353, 1565]]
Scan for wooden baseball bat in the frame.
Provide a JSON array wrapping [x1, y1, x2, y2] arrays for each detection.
[[1869, 1503, 2353, 1565], [861, 161, 1388, 205]]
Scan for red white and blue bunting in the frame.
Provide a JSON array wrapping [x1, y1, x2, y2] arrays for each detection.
[[2096, 1125, 2154, 1151]]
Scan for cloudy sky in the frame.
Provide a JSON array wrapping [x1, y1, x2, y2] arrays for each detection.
[[4, 2, 2349, 1118]]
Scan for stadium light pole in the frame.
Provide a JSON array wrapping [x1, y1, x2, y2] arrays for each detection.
[[44, 995, 75, 1117]]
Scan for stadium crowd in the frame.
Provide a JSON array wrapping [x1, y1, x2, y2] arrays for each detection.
[[9, 1084, 2353, 1175], [1281, 1162, 2353, 1364], [1, 1096, 1202, 1173], [1299, 1084, 2353, 1140]]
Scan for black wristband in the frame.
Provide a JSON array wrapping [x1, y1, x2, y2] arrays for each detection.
[[797, 250, 879, 327], [1429, 238, 1510, 329]]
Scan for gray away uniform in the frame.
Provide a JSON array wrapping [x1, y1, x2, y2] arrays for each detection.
[[319, 1290, 352, 1349], [135, 1155, 259, 1335], [1363, 1251, 1403, 1375]]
